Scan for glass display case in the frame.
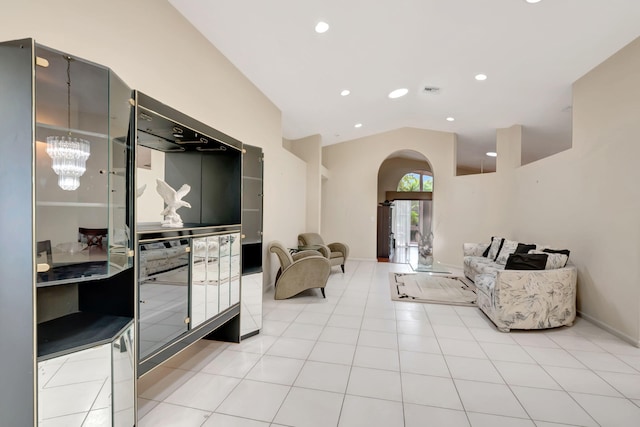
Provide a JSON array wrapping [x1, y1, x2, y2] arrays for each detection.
[[134, 92, 243, 375], [34, 45, 134, 286], [0, 38, 136, 427]]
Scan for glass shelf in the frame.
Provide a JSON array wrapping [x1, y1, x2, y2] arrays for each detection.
[[36, 122, 109, 140], [37, 312, 133, 360]]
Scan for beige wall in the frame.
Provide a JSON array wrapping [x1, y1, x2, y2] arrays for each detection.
[[510, 37, 640, 344], [288, 135, 323, 233], [322, 127, 474, 264], [1, 0, 306, 288]]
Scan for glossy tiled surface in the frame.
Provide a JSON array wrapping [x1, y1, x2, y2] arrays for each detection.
[[138, 261, 640, 426]]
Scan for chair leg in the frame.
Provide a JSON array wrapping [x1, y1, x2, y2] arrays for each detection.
[[321, 288, 326, 298], [340, 264, 345, 273]]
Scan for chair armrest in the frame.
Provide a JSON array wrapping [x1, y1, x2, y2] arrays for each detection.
[[463, 243, 489, 257], [493, 266, 577, 313], [328, 242, 349, 259]]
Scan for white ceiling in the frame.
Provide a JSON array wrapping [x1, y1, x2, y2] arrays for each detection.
[[168, 0, 640, 170]]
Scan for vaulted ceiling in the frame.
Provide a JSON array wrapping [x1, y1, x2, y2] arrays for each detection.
[[169, 0, 640, 171]]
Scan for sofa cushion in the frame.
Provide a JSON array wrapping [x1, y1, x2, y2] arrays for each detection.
[[504, 253, 547, 270], [495, 239, 519, 265], [487, 237, 505, 260]]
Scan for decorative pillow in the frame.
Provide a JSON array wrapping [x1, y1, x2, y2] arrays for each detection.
[[528, 250, 569, 270], [504, 253, 547, 270], [495, 239, 519, 265], [514, 243, 536, 254], [482, 243, 491, 258], [543, 248, 570, 263], [487, 237, 505, 260]]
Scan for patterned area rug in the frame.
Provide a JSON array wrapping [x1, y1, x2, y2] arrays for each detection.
[[390, 273, 477, 306]]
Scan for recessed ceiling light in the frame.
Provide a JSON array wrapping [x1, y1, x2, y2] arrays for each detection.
[[526, 0, 542, 3], [475, 74, 488, 81], [446, 117, 455, 122], [388, 88, 409, 99], [486, 151, 497, 157], [354, 123, 363, 128], [315, 21, 329, 33], [341, 89, 350, 96]]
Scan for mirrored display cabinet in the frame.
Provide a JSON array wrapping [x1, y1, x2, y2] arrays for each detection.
[[241, 144, 264, 338], [134, 92, 243, 376], [1, 39, 257, 426], [0, 39, 135, 426]]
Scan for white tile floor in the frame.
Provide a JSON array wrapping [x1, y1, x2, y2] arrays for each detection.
[[138, 260, 640, 427]]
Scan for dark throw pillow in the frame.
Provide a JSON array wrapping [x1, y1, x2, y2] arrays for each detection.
[[543, 248, 570, 257], [482, 243, 491, 258], [514, 243, 537, 254], [504, 253, 548, 270]]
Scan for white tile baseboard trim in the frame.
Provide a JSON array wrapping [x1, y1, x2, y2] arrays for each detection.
[[577, 310, 640, 348]]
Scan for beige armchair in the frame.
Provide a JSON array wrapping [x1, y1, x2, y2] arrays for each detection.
[[268, 241, 331, 300], [298, 233, 349, 273]]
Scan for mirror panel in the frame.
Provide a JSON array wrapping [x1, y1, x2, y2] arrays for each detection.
[[112, 322, 135, 426], [138, 238, 189, 360], [38, 344, 111, 425], [230, 233, 241, 305], [218, 235, 231, 312]]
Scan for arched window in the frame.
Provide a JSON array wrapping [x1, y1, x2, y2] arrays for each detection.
[[397, 170, 433, 192]]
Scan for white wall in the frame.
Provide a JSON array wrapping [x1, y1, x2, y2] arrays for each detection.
[[1, 0, 306, 289]]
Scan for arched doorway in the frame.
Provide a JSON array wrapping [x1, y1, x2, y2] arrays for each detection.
[[377, 150, 433, 267]]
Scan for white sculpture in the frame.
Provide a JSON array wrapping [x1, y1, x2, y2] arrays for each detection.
[[136, 184, 147, 198], [155, 179, 192, 228]]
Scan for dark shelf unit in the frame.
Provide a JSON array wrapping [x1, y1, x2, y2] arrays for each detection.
[[37, 312, 133, 360], [135, 92, 243, 376]]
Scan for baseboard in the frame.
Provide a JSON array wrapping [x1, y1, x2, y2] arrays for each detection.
[[577, 310, 640, 348]]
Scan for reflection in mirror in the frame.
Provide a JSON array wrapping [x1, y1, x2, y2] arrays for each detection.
[[112, 323, 135, 426], [230, 233, 241, 306], [218, 235, 232, 312], [241, 272, 263, 337], [191, 236, 221, 327], [138, 239, 189, 360], [38, 344, 111, 425]]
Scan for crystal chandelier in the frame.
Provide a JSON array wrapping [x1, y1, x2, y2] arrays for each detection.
[[46, 56, 90, 191]]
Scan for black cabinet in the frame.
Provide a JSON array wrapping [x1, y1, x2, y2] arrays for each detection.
[[0, 38, 136, 427], [134, 93, 243, 376]]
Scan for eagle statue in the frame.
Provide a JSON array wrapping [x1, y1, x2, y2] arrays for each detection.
[[155, 179, 192, 228]]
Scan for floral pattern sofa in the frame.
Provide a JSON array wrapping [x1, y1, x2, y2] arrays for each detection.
[[464, 238, 577, 332]]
